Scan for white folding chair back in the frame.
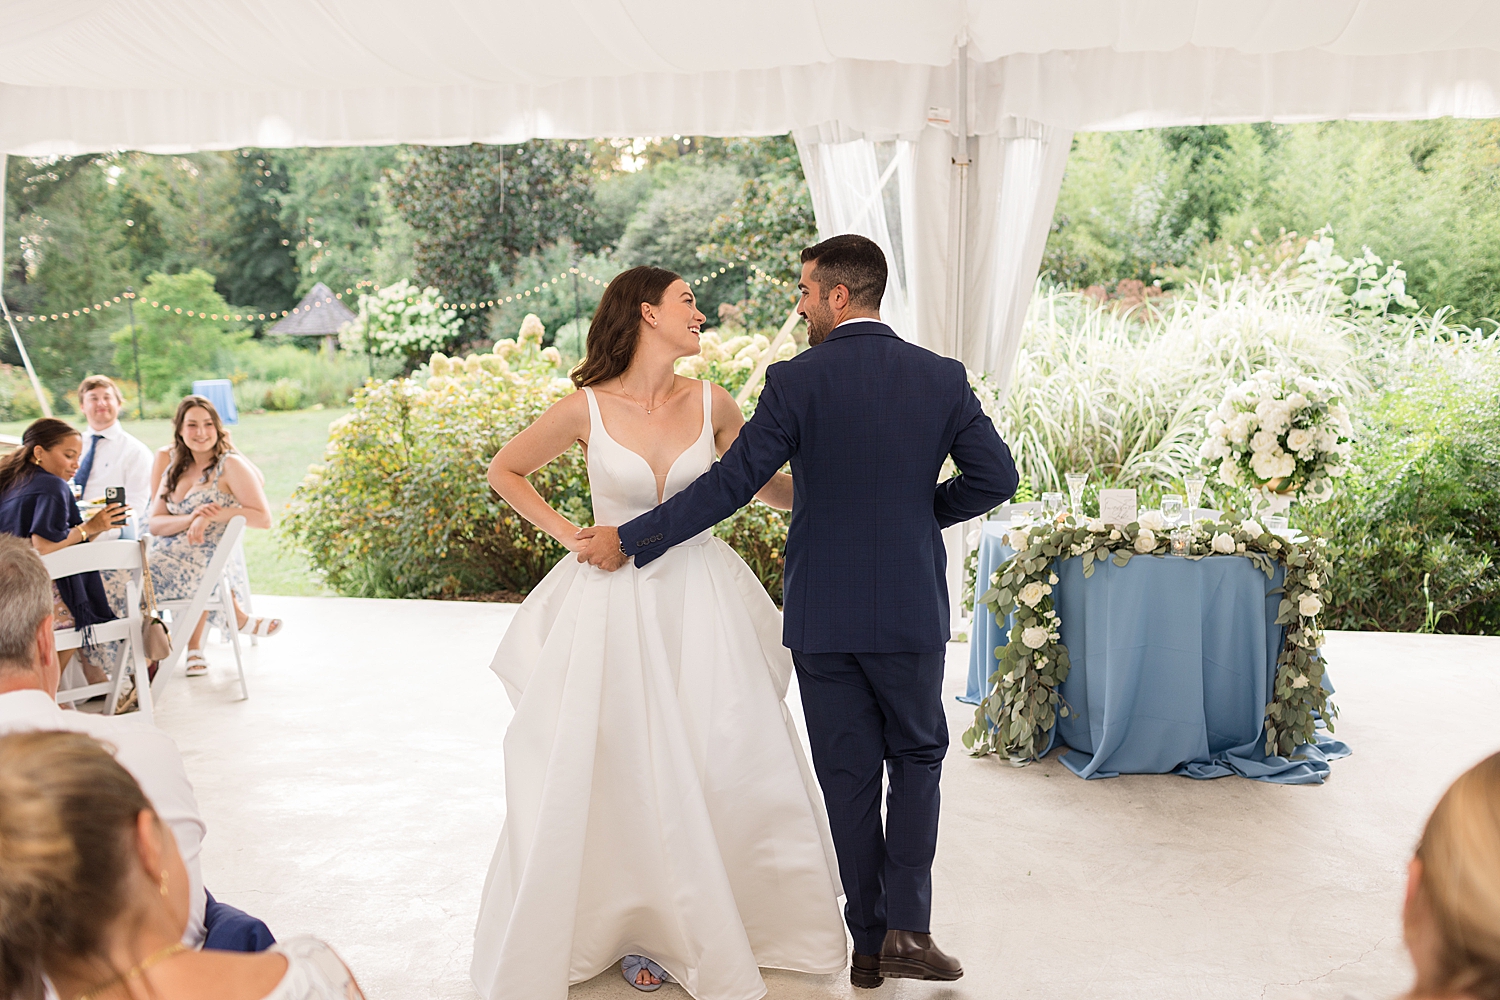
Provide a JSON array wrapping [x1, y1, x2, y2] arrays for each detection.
[[149, 516, 250, 703], [994, 501, 1043, 520], [42, 540, 155, 723]]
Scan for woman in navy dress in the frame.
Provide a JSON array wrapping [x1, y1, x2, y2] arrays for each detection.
[[0, 418, 128, 690]]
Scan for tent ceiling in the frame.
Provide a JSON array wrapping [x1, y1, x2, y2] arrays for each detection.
[[3, 1, 1500, 153]]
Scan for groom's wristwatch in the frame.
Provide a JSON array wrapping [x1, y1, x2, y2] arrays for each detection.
[[618, 539, 627, 555]]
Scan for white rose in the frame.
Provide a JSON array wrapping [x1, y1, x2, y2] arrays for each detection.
[[1240, 518, 1265, 537], [1250, 428, 1280, 455], [1138, 509, 1166, 531], [1298, 594, 1323, 616], [1291, 675, 1309, 689], [1086, 518, 1107, 534], [1109, 529, 1121, 540], [1211, 532, 1236, 554], [1219, 462, 1240, 487], [1021, 626, 1050, 650], [1285, 392, 1308, 412], [1285, 428, 1315, 454], [1018, 581, 1046, 607], [1006, 530, 1030, 551], [1228, 412, 1255, 444], [1326, 464, 1346, 478], [1273, 452, 1296, 478], [1049, 572, 1059, 584], [1305, 573, 1320, 589], [1317, 428, 1340, 451], [1250, 449, 1283, 480], [1134, 530, 1157, 553]]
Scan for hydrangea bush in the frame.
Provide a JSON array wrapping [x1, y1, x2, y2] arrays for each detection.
[[286, 316, 796, 601], [339, 279, 463, 365]]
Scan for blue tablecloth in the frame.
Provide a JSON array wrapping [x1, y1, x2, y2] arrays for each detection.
[[961, 522, 1349, 784], [191, 379, 239, 424]]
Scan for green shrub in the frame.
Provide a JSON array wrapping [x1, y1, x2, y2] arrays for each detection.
[[284, 325, 793, 599], [0, 364, 53, 420], [224, 340, 402, 412], [1302, 336, 1500, 633]]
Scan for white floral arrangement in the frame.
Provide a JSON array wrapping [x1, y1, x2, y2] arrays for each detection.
[[340, 279, 463, 361], [426, 314, 566, 389], [963, 513, 1337, 764], [1197, 368, 1354, 505]]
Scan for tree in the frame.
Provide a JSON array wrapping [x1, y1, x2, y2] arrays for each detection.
[[275, 146, 405, 299], [217, 149, 298, 315], [110, 270, 248, 401], [387, 141, 599, 336], [700, 169, 817, 329], [616, 162, 745, 319]]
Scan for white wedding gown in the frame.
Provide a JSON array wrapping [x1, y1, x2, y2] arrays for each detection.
[[472, 381, 847, 1000]]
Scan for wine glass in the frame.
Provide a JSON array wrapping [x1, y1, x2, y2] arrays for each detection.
[[1065, 472, 1087, 518], [1161, 494, 1184, 529], [1041, 492, 1065, 521], [1184, 474, 1205, 519]]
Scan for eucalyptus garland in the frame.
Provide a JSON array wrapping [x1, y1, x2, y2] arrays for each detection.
[[961, 514, 1338, 763]]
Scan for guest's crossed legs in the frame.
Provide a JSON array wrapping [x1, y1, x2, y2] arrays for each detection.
[[791, 650, 948, 956]]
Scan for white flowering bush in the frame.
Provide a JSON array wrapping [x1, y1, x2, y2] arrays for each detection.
[[675, 330, 796, 403], [1198, 368, 1355, 505], [963, 512, 1337, 762], [339, 280, 463, 364]]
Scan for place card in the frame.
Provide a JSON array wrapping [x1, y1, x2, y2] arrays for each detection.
[[1098, 489, 1138, 526]]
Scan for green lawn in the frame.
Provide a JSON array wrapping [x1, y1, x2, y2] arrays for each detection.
[[1, 408, 345, 596]]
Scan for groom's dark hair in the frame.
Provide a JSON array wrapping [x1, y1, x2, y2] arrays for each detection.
[[800, 235, 886, 310]]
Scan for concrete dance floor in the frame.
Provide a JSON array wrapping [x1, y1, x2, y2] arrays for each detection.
[[155, 596, 1500, 1000]]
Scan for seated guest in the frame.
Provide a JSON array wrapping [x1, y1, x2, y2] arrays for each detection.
[[73, 374, 154, 530], [0, 534, 278, 952], [1401, 750, 1500, 1000], [0, 731, 363, 1000], [0, 418, 128, 692], [148, 396, 281, 679]]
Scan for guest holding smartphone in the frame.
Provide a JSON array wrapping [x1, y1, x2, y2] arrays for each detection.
[[0, 418, 129, 694]]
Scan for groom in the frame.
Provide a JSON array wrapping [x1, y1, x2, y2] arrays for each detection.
[[578, 234, 1018, 988]]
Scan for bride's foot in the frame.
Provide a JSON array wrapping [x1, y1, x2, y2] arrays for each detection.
[[621, 955, 669, 991]]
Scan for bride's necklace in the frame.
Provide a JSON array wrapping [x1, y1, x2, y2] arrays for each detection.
[[75, 942, 187, 1000], [617, 377, 682, 416]]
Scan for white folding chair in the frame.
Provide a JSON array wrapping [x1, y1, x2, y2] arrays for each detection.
[[150, 516, 250, 703], [214, 533, 258, 647], [993, 501, 1043, 521], [42, 540, 155, 724]]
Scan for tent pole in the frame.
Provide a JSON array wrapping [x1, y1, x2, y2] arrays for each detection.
[[952, 43, 971, 362], [0, 153, 54, 418]]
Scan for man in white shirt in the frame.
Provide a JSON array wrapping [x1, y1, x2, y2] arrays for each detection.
[[73, 374, 154, 518], [0, 535, 273, 951]]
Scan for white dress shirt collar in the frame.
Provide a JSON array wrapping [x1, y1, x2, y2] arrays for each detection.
[[85, 420, 125, 441], [832, 316, 883, 331]]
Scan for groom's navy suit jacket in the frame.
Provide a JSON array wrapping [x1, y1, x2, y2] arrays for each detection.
[[620, 320, 1018, 654]]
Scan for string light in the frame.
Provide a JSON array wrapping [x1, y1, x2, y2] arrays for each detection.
[[14, 260, 769, 325]]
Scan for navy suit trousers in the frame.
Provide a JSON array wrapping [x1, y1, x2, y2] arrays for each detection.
[[203, 889, 276, 952], [791, 649, 948, 955]]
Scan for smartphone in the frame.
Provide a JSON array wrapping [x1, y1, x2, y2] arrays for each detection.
[[104, 486, 125, 506]]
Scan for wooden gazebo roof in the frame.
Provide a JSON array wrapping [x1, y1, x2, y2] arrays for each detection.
[[266, 282, 356, 337]]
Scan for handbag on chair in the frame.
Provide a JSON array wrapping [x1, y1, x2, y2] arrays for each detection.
[[137, 538, 172, 661]]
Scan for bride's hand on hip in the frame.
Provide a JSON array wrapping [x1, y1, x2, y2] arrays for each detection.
[[575, 526, 628, 572]]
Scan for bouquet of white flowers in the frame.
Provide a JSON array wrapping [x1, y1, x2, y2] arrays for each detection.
[[1198, 369, 1353, 506]]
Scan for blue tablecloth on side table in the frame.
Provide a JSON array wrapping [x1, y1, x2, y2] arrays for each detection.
[[961, 521, 1349, 784], [191, 379, 239, 424]]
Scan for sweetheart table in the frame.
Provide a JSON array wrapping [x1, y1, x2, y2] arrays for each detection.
[[961, 522, 1349, 784]]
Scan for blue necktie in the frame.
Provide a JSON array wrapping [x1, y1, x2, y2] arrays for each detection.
[[73, 433, 103, 495]]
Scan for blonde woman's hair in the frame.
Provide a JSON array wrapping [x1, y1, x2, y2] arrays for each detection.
[[0, 731, 151, 1000], [1410, 751, 1500, 1000]]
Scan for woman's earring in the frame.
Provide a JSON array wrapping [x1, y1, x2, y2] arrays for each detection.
[[160, 870, 169, 897]]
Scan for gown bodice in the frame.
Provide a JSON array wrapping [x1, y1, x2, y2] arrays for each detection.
[[583, 381, 714, 546]]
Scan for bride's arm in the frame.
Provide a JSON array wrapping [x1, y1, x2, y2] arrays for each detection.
[[487, 391, 593, 550], [710, 383, 793, 511]]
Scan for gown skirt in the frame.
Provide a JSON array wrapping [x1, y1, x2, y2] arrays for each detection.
[[471, 535, 848, 1000]]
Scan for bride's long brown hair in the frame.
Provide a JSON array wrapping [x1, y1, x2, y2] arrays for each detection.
[[160, 396, 232, 499], [570, 266, 681, 388]]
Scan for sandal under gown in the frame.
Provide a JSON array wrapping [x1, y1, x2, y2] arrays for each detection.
[[471, 381, 847, 1000]]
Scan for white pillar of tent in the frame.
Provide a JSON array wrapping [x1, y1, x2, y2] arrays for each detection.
[[794, 49, 1073, 637]]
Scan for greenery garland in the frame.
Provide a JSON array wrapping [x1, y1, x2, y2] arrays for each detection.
[[961, 513, 1338, 763]]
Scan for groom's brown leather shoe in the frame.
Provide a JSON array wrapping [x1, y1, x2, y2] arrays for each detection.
[[850, 952, 883, 989], [878, 930, 964, 981]]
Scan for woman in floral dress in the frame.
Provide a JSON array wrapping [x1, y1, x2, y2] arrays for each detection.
[[147, 396, 281, 678]]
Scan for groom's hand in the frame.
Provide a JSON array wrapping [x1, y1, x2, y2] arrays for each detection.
[[575, 526, 628, 572]]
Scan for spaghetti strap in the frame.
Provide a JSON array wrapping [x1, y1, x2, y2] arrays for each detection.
[[700, 378, 712, 431], [582, 386, 602, 438]]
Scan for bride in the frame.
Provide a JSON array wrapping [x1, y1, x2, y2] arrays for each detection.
[[472, 266, 847, 1000]]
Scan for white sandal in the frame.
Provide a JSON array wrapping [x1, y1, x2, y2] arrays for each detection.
[[239, 616, 283, 638], [185, 651, 209, 677]]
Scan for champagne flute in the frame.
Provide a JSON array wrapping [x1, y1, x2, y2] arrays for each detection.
[[1042, 491, 1064, 521], [1065, 472, 1087, 519], [1184, 474, 1205, 519]]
